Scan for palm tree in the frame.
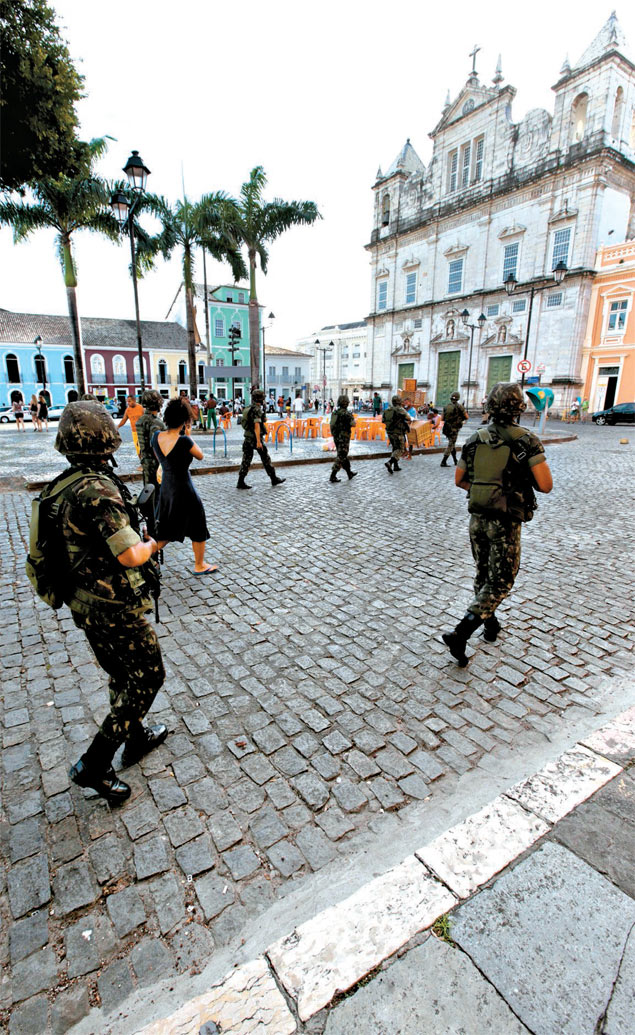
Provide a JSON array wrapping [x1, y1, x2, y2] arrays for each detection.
[[0, 138, 120, 395], [230, 167, 321, 387], [149, 194, 246, 400]]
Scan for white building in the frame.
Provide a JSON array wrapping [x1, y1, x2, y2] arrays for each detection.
[[297, 321, 377, 405], [366, 13, 635, 411], [264, 346, 312, 404]]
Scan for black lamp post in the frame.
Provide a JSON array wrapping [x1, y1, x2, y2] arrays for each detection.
[[314, 339, 334, 412], [504, 260, 568, 389], [460, 310, 486, 411], [261, 312, 275, 403], [34, 335, 47, 393], [110, 150, 151, 393]]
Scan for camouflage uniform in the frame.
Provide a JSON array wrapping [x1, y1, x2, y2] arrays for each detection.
[[237, 395, 284, 487], [441, 396, 468, 462], [53, 402, 166, 803], [136, 392, 165, 487], [330, 403, 355, 478], [382, 400, 410, 464]]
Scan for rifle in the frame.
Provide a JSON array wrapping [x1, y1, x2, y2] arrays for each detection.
[[132, 483, 162, 622]]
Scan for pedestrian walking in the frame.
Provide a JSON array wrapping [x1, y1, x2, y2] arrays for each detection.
[[237, 389, 286, 490], [440, 392, 468, 466], [294, 395, 304, 419], [29, 394, 40, 430], [285, 397, 292, 418], [314, 398, 319, 414], [118, 395, 144, 455], [37, 392, 49, 431], [382, 395, 411, 473], [442, 382, 553, 666], [329, 395, 358, 483], [152, 398, 217, 575], [11, 397, 25, 431], [372, 392, 382, 417], [46, 402, 166, 804], [277, 395, 284, 417]]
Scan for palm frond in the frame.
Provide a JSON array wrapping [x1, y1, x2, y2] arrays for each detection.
[[0, 200, 59, 239], [260, 199, 321, 242]]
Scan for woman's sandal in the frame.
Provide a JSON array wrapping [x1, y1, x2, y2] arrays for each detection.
[[193, 565, 219, 576]]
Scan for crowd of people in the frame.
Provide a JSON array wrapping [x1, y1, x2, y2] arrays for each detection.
[[9, 391, 50, 431]]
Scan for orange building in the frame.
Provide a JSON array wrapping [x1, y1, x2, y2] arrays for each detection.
[[581, 240, 635, 413]]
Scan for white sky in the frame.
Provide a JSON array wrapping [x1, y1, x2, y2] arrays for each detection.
[[2, 1, 633, 347]]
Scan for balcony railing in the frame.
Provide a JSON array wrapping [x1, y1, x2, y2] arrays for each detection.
[[113, 373, 129, 384], [157, 374, 172, 385]]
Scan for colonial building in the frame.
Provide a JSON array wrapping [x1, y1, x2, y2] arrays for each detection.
[[264, 346, 312, 404], [297, 321, 373, 405], [366, 13, 635, 410], [0, 308, 78, 408], [581, 238, 635, 410]]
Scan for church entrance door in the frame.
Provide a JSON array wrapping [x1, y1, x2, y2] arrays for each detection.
[[397, 363, 415, 389], [486, 355, 512, 394], [436, 351, 460, 407]]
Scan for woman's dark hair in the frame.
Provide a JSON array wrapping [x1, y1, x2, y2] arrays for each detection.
[[163, 397, 192, 429]]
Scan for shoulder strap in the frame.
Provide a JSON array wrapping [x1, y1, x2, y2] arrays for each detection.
[[497, 425, 530, 463], [42, 468, 98, 502]]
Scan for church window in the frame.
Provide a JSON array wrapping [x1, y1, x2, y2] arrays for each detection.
[[414, 319, 423, 328], [382, 195, 390, 226], [552, 227, 571, 269], [512, 299, 526, 313], [570, 93, 588, 143], [487, 304, 500, 317], [405, 271, 417, 304], [448, 258, 463, 294], [608, 299, 628, 331], [377, 280, 388, 310], [447, 149, 458, 193], [546, 293, 563, 309], [611, 87, 624, 140], [472, 137, 484, 182], [461, 142, 471, 187], [503, 242, 519, 281]]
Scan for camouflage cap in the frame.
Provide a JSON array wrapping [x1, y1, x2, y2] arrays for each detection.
[[142, 390, 164, 411], [391, 395, 402, 406], [487, 382, 527, 421], [450, 392, 460, 401], [55, 401, 122, 457]]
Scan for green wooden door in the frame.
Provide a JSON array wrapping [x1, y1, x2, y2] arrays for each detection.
[[487, 355, 513, 394], [436, 351, 460, 407], [398, 363, 415, 389]]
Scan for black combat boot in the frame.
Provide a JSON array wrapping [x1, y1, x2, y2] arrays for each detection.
[[270, 474, 286, 485], [121, 723, 168, 768], [482, 615, 501, 642], [70, 732, 131, 804], [442, 612, 484, 667], [347, 470, 358, 480], [392, 460, 402, 471], [330, 471, 341, 483], [452, 449, 458, 465], [236, 474, 251, 490], [385, 460, 394, 474], [440, 457, 449, 467]]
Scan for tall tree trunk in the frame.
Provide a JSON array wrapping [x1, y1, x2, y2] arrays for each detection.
[[61, 237, 86, 395], [248, 249, 260, 392], [185, 285, 198, 401]]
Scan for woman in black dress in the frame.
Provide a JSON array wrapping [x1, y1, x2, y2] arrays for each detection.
[[152, 398, 217, 576]]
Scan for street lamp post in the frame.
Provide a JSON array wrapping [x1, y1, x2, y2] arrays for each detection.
[[504, 260, 568, 390], [460, 311, 486, 412], [261, 312, 275, 405], [110, 150, 151, 393], [314, 339, 334, 412], [33, 335, 47, 395]]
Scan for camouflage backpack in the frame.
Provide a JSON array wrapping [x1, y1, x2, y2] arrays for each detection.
[[467, 426, 537, 523]]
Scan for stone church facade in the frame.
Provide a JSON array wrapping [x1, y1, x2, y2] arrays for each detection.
[[366, 14, 635, 410]]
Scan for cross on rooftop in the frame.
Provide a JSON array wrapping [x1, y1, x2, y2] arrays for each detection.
[[469, 44, 481, 75]]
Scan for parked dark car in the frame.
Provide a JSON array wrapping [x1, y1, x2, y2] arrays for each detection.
[[591, 402, 635, 425]]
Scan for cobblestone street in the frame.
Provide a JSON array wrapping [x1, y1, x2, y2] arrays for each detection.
[[0, 423, 633, 1033]]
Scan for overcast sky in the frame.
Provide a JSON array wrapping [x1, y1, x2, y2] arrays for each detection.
[[2, 1, 633, 347]]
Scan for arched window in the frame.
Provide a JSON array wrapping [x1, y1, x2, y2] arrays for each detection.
[[158, 359, 168, 385], [5, 353, 20, 383], [112, 354, 126, 382], [63, 355, 75, 383], [382, 194, 391, 226], [198, 361, 205, 384], [178, 360, 187, 385], [611, 86, 624, 140], [34, 353, 47, 385], [90, 353, 105, 378], [570, 93, 588, 143]]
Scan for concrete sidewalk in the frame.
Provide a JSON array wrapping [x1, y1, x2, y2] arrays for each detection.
[[117, 706, 634, 1035]]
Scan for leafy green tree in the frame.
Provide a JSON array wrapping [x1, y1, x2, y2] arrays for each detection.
[[229, 167, 321, 386], [0, 0, 84, 191], [149, 194, 247, 399], [0, 138, 121, 395]]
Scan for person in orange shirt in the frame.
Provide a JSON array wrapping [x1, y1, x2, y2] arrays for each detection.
[[118, 395, 144, 455]]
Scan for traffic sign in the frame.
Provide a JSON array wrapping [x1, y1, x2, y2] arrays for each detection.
[[536, 363, 546, 373], [517, 359, 532, 373]]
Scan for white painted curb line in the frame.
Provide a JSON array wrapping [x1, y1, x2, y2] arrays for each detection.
[[137, 706, 634, 1033]]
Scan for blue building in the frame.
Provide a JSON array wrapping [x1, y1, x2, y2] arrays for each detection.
[[0, 309, 78, 407]]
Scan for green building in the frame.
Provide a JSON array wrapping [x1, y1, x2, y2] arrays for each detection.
[[203, 284, 261, 402]]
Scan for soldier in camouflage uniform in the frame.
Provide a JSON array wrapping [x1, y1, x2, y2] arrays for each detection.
[[135, 391, 165, 538], [440, 392, 468, 466], [53, 402, 167, 804], [442, 383, 553, 666], [382, 395, 411, 473], [329, 395, 358, 483], [236, 388, 286, 489]]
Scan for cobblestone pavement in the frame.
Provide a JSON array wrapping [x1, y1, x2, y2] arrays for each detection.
[[0, 422, 633, 1032]]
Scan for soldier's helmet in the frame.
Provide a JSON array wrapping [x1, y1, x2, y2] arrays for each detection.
[[450, 392, 460, 401], [142, 390, 163, 411], [487, 382, 527, 422], [55, 401, 122, 457], [251, 389, 265, 403], [391, 395, 402, 406], [337, 394, 349, 408]]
